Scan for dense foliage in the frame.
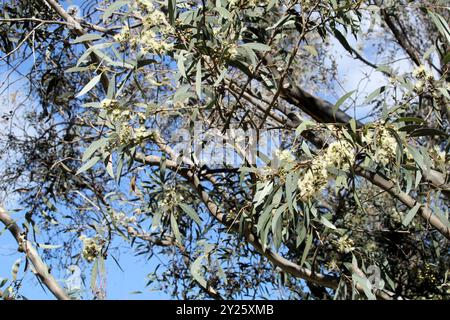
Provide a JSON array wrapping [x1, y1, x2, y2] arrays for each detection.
[[0, 0, 449, 300]]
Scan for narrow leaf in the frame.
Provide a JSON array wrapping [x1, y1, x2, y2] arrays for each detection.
[[402, 203, 421, 226], [76, 156, 100, 175], [179, 203, 202, 226], [75, 74, 102, 98]]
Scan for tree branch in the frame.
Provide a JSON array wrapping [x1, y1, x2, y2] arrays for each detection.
[[0, 206, 70, 300], [42, 0, 110, 91], [380, 8, 421, 67], [133, 151, 401, 299]]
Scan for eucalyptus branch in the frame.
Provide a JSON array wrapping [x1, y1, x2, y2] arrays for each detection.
[[0, 206, 70, 300]]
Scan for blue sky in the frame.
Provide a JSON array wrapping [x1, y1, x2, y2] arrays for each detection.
[[0, 0, 170, 299], [0, 215, 171, 299]]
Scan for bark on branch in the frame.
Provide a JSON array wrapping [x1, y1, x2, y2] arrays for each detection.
[[0, 206, 70, 300]]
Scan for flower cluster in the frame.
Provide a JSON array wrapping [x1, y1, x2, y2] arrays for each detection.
[[161, 188, 184, 209], [325, 259, 340, 272], [139, 29, 173, 55], [275, 149, 296, 165], [113, 25, 130, 43], [114, 0, 174, 55], [116, 124, 153, 145], [417, 264, 438, 286], [363, 127, 398, 166], [99, 99, 150, 145], [297, 140, 355, 201], [257, 166, 278, 182], [79, 235, 103, 262], [411, 65, 435, 94], [112, 212, 138, 226], [226, 43, 239, 60], [135, 0, 154, 11], [100, 99, 132, 123], [117, 123, 132, 144], [430, 145, 447, 170], [297, 163, 329, 201], [336, 235, 355, 254]]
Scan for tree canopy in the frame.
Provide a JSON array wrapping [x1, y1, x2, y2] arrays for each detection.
[[0, 0, 449, 300]]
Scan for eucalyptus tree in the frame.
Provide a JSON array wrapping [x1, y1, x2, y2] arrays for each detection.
[[0, 0, 449, 300]]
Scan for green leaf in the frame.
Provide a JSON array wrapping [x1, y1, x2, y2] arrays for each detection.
[[320, 216, 337, 230], [103, 1, 129, 23], [190, 255, 207, 288], [253, 181, 273, 207], [398, 124, 422, 133], [176, 52, 187, 78], [71, 34, 102, 44], [428, 11, 450, 44], [82, 138, 108, 162], [106, 156, 114, 179], [65, 66, 90, 73], [349, 118, 357, 134], [364, 86, 385, 104], [405, 145, 426, 171], [395, 117, 425, 124], [301, 141, 312, 158], [0, 278, 7, 288], [271, 206, 284, 249], [300, 231, 312, 267], [409, 128, 448, 138], [75, 74, 102, 98], [352, 273, 376, 300], [296, 224, 306, 247], [285, 173, 297, 214], [241, 42, 271, 52], [214, 7, 232, 19], [137, 58, 157, 69], [296, 120, 315, 136], [179, 203, 202, 226], [76, 156, 101, 175], [90, 258, 98, 291], [376, 65, 392, 74], [333, 29, 353, 54], [160, 154, 166, 182], [257, 203, 274, 234], [402, 203, 421, 227], [195, 60, 202, 98], [11, 259, 21, 281], [170, 213, 183, 244], [168, 0, 176, 26]]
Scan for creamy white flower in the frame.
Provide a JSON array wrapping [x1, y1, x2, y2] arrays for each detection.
[[337, 235, 355, 253], [363, 127, 398, 166], [80, 235, 102, 262], [136, 0, 154, 11], [414, 80, 425, 93], [275, 149, 295, 164], [297, 163, 328, 201], [139, 30, 173, 54], [297, 139, 355, 201], [375, 129, 397, 166], [412, 65, 426, 78], [323, 140, 355, 171], [431, 145, 446, 167], [114, 26, 130, 43]]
